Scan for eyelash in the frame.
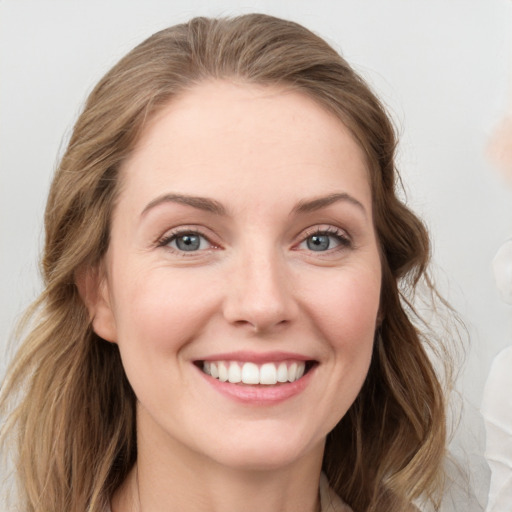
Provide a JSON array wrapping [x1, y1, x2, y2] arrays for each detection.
[[156, 227, 217, 253], [156, 225, 352, 254], [297, 226, 352, 252]]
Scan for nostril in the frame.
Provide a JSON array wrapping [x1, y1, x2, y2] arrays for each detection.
[[222, 263, 298, 331], [227, 314, 292, 334]]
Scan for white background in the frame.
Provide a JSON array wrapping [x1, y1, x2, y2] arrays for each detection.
[[1, 1, 511, 509]]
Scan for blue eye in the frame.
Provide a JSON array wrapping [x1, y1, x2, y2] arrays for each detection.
[[165, 232, 211, 252], [299, 229, 350, 252], [307, 234, 332, 251]]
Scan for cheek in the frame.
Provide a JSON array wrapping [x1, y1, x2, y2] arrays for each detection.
[[108, 269, 220, 410], [299, 267, 380, 431], [111, 268, 219, 355], [304, 266, 381, 346]]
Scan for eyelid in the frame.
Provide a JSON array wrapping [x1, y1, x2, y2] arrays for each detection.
[[294, 225, 352, 251], [154, 224, 352, 254], [156, 225, 221, 252]]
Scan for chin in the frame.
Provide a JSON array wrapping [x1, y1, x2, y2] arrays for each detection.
[[201, 430, 325, 472]]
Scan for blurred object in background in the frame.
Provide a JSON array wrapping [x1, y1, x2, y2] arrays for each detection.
[[482, 50, 512, 512], [481, 346, 512, 512], [493, 240, 512, 304], [487, 114, 512, 185]]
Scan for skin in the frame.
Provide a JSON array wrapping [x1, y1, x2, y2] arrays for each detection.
[[86, 81, 382, 512]]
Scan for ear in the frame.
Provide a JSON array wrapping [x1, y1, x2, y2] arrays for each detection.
[[76, 265, 118, 343]]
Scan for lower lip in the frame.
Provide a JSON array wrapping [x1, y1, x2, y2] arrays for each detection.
[[196, 365, 315, 405]]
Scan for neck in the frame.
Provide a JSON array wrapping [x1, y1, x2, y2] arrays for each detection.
[[112, 411, 325, 512]]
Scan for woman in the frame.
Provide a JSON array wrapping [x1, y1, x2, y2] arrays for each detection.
[[0, 14, 452, 512]]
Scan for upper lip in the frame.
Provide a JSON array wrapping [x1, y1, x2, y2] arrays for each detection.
[[197, 351, 315, 363]]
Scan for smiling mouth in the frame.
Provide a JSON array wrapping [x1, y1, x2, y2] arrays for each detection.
[[197, 360, 316, 385]]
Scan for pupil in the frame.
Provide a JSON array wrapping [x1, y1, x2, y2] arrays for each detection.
[[307, 234, 329, 251], [177, 234, 200, 251]]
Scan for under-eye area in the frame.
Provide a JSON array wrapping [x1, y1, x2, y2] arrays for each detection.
[[195, 360, 318, 385]]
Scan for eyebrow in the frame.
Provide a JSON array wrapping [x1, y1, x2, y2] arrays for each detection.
[[141, 193, 227, 217], [140, 191, 366, 218], [292, 193, 367, 217]]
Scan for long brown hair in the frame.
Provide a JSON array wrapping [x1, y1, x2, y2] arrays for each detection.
[[1, 14, 455, 512]]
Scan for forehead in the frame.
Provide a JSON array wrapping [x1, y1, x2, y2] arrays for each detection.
[[120, 80, 371, 211]]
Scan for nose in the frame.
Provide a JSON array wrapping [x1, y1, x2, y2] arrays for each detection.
[[222, 247, 298, 334]]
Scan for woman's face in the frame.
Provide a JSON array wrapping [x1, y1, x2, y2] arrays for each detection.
[[91, 81, 382, 471]]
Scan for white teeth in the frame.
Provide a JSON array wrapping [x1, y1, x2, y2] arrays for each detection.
[[241, 362, 260, 384], [260, 363, 277, 385], [228, 361, 242, 383], [218, 361, 228, 382], [277, 362, 288, 382], [288, 362, 297, 382], [202, 360, 307, 385]]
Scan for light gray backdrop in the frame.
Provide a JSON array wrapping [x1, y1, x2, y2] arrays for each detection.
[[1, 1, 511, 510]]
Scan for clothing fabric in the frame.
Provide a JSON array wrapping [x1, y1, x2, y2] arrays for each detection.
[[106, 472, 353, 512], [481, 346, 512, 511]]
